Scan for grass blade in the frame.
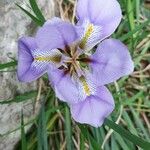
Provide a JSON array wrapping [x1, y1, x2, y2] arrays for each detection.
[[127, 0, 135, 31], [16, 4, 44, 26], [93, 128, 103, 145], [104, 118, 150, 150], [79, 126, 102, 150], [0, 61, 17, 70], [114, 132, 130, 150], [65, 106, 72, 150], [130, 106, 150, 140], [111, 135, 120, 150], [38, 104, 48, 150], [29, 0, 46, 22], [122, 111, 138, 135], [123, 91, 144, 106], [99, 127, 110, 150], [135, 0, 140, 21], [21, 111, 27, 150], [80, 133, 85, 150], [0, 91, 37, 104], [119, 20, 150, 41]]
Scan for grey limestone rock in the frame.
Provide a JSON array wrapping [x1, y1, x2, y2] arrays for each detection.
[[0, 0, 57, 149]]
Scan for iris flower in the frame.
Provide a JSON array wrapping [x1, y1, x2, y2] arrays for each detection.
[[17, 0, 134, 127]]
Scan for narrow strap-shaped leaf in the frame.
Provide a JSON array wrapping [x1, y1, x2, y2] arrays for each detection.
[[0, 61, 17, 70], [119, 20, 150, 41], [104, 118, 150, 150], [16, 4, 44, 26], [79, 126, 102, 150], [65, 106, 72, 150], [130, 106, 150, 140], [29, 0, 46, 23], [38, 104, 48, 150], [127, 0, 135, 31], [21, 111, 27, 150], [0, 91, 37, 104], [114, 132, 130, 150], [80, 133, 85, 150]]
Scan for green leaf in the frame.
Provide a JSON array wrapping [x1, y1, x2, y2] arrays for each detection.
[[99, 126, 110, 150], [0, 61, 17, 70], [114, 132, 130, 150], [65, 106, 72, 150], [38, 104, 48, 150], [104, 118, 150, 150], [111, 135, 120, 150], [16, 4, 44, 26], [130, 106, 150, 140], [79, 126, 102, 150], [21, 111, 27, 150], [122, 111, 138, 135], [127, 0, 135, 31], [80, 133, 85, 150], [29, 0, 46, 23], [119, 20, 150, 41], [0, 91, 37, 104], [93, 128, 103, 145], [123, 91, 144, 106], [135, 0, 140, 21]]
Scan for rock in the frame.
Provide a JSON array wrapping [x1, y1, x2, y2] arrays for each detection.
[[0, 0, 57, 149]]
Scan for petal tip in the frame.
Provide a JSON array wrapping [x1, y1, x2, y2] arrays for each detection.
[[70, 87, 115, 127]]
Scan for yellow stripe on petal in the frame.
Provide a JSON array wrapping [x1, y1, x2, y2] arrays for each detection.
[[80, 76, 91, 96], [35, 55, 61, 63], [79, 24, 94, 49]]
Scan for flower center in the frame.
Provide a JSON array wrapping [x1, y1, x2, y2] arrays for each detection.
[[33, 43, 94, 97], [59, 43, 91, 78]]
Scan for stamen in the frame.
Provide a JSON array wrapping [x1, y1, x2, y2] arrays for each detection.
[[64, 45, 72, 57], [80, 76, 91, 96], [79, 24, 94, 49]]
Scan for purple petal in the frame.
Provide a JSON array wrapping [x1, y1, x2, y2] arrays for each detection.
[[48, 68, 80, 103], [90, 39, 134, 86], [48, 69, 97, 104], [76, 20, 102, 51], [76, 0, 122, 43], [70, 86, 114, 127], [44, 17, 63, 26], [76, 0, 89, 20], [36, 19, 78, 50], [17, 37, 47, 82]]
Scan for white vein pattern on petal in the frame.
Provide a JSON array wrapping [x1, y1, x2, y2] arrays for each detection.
[[32, 49, 61, 61], [78, 19, 102, 50], [31, 49, 62, 73], [76, 75, 97, 102]]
